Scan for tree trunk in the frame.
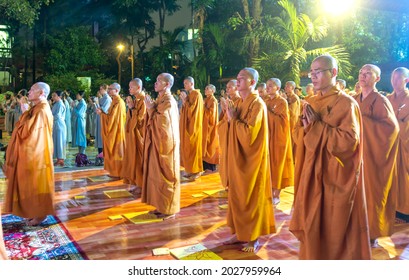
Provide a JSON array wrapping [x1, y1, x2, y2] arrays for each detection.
[[241, 0, 262, 66]]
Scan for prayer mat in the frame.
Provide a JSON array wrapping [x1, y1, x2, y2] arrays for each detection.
[[103, 189, 133, 198], [1, 214, 87, 260], [123, 211, 164, 224], [170, 243, 222, 260], [88, 175, 113, 182], [203, 189, 224, 196]]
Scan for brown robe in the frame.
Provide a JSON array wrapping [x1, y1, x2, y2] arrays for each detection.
[[4, 99, 55, 219], [218, 92, 276, 241], [101, 95, 126, 177], [122, 96, 146, 186], [142, 91, 180, 215], [202, 95, 220, 165], [354, 91, 399, 239], [218, 95, 242, 188], [387, 90, 409, 214], [290, 87, 371, 259], [265, 94, 294, 189], [179, 89, 203, 173]]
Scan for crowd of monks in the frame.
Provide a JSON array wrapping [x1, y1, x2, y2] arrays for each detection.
[[1, 54, 409, 260]]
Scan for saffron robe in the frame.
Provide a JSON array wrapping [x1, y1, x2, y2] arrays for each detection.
[[101, 94, 126, 177], [290, 87, 371, 260], [218, 95, 242, 188], [354, 91, 399, 239], [265, 94, 294, 189], [218, 92, 276, 241], [95, 93, 112, 149], [52, 100, 67, 159], [287, 92, 301, 134], [142, 91, 180, 215], [122, 96, 146, 186], [4, 99, 55, 219], [179, 89, 203, 173], [202, 95, 220, 165], [387, 90, 409, 214]]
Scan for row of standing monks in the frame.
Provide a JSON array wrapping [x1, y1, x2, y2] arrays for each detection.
[[1, 55, 409, 259]]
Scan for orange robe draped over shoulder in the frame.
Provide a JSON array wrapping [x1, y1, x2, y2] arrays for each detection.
[[218, 95, 242, 188], [142, 92, 180, 215], [287, 92, 301, 134], [4, 100, 55, 219], [265, 94, 294, 189], [179, 89, 203, 173], [101, 95, 126, 177], [218, 92, 275, 242], [202, 95, 220, 165], [354, 91, 399, 239], [290, 87, 371, 259], [387, 90, 409, 214], [122, 97, 146, 186]]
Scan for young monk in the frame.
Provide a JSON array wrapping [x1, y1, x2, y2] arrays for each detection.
[[219, 67, 276, 253], [265, 78, 294, 205], [142, 73, 180, 219], [97, 83, 126, 178], [290, 55, 371, 259], [122, 78, 146, 189], [354, 64, 399, 244], [387, 67, 409, 222], [202, 84, 220, 173]]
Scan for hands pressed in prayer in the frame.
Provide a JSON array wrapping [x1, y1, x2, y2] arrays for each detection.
[[302, 102, 320, 127], [96, 108, 102, 115], [179, 90, 187, 104], [126, 96, 134, 109], [226, 99, 238, 121], [144, 95, 155, 110]]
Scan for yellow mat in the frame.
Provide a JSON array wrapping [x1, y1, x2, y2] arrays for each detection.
[[203, 189, 224, 196], [108, 215, 124, 221], [170, 243, 222, 260], [88, 175, 112, 182], [192, 193, 205, 198], [218, 204, 228, 210], [104, 189, 133, 198], [123, 211, 163, 224]]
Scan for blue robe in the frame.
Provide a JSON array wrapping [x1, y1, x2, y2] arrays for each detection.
[[95, 93, 112, 149], [63, 99, 72, 143], [52, 100, 67, 159], [72, 99, 87, 148]]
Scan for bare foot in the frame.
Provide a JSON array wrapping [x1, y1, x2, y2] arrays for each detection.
[[222, 235, 246, 246], [241, 239, 260, 253], [27, 216, 47, 226]]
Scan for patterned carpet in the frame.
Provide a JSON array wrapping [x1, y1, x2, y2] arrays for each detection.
[[1, 214, 87, 260]]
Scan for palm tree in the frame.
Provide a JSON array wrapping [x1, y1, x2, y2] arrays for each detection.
[[252, 0, 351, 84], [190, 0, 216, 56]]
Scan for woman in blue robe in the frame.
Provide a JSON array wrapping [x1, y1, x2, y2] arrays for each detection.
[[72, 90, 87, 154], [51, 90, 67, 166]]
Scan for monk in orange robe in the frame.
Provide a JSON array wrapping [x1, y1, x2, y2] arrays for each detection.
[[0, 205, 9, 259], [179, 76, 204, 180], [354, 64, 399, 242], [202, 84, 220, 173], [304, 83, 316, 102], [219, 67, 276, 253], [218, 80, 242, 190], [142, 73, 180, 219], [122, 78, 146, 188], [97, 83, 126, 178], [290, 55, 371, 259], [388, 67, 409, 221], [4, 82, 55, 226], [265, 78, 294, 205], [285, 81, 301, 134]]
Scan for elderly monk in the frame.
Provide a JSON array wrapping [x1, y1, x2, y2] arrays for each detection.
[[290, 55, 371, 259], [388, 67, 409, 222], [218, 79, 242, 190], [179, 76, 204, 181], [4, 82, 55, 226], [122, 78, 146, 188], [219, 67, 276, 253], [97, 82, 126, 178], [265, 78, 294, 205], [202, 84, 220, 173], [354, 64, 399, 243], [142, 73, 180, 219]]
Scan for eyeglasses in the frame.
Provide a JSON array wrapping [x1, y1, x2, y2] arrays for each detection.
[[108, 88, 115, 91], [308, 69, 331, 78]]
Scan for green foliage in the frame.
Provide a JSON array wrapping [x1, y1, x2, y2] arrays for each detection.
[[43, 72, 81, 94], [45, 26, 108, 75], [0, 0, 51, 26]]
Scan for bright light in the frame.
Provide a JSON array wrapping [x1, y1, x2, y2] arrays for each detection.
[[116, 44, 124, 51], [321, 0, 356, 16]]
